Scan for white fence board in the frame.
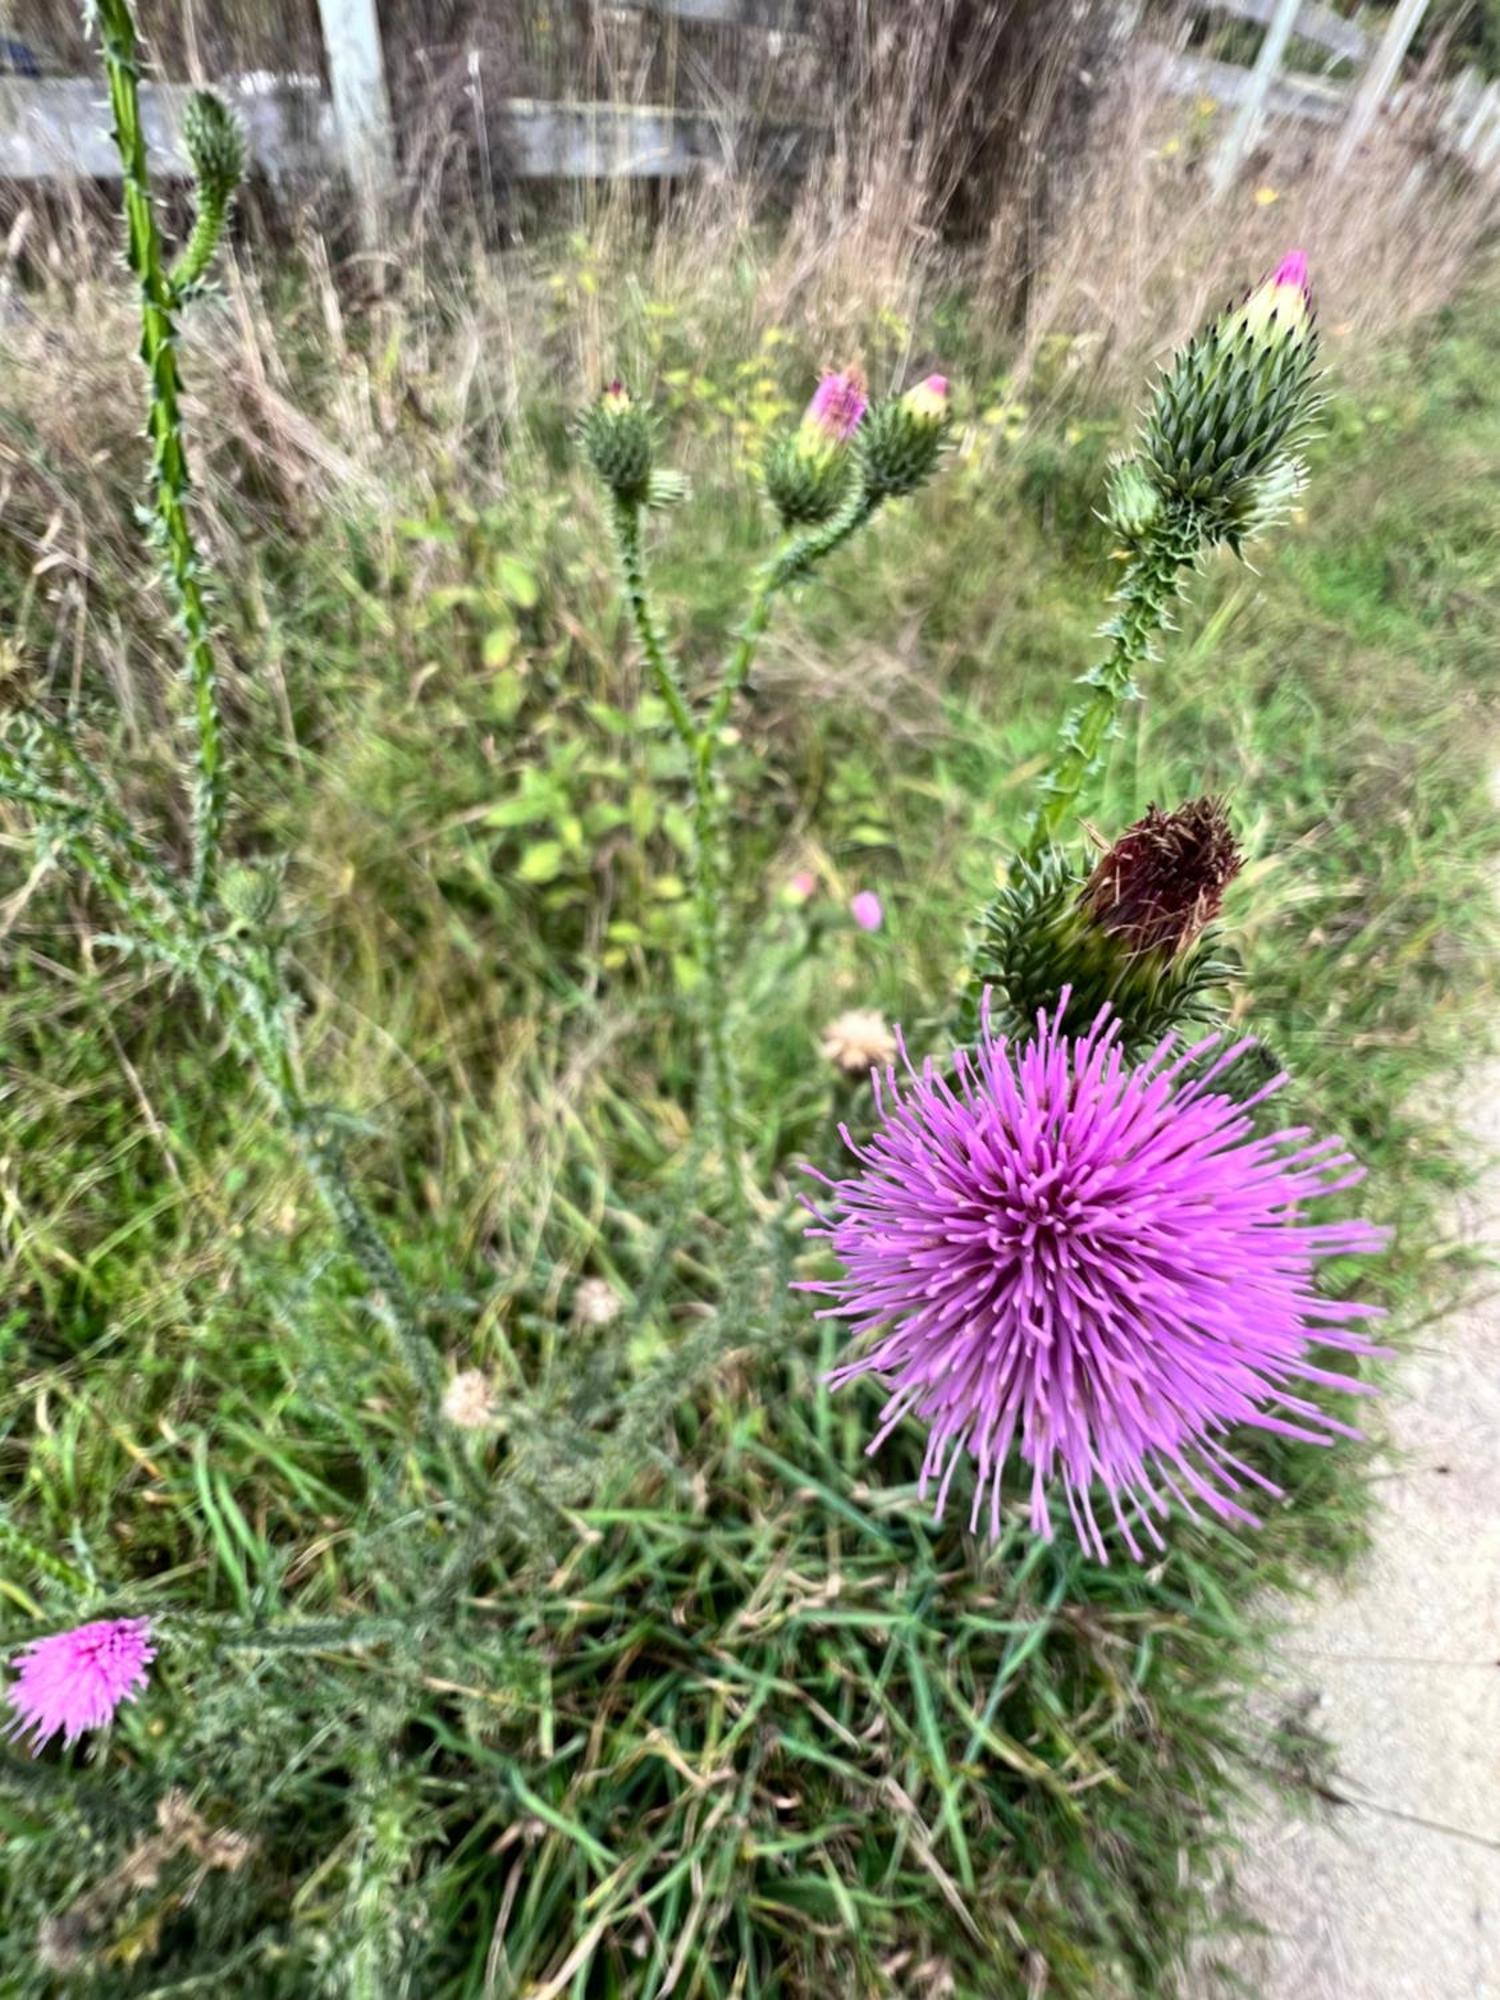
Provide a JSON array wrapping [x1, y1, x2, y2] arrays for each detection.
[[0, 75, 330, 183], [1153, 46, 1349, 124], [1206, 0, 1366, 64]]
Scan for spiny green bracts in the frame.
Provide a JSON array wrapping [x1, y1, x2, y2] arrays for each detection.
[[763, 430, 859, 527], [172, 90, 244, 298], [581, 383, 656, 507], [859, 375, 952, 501], [93, 0, 226, 908], [1142, 250, 1319, 551], [960, 834, 1237, 1060]]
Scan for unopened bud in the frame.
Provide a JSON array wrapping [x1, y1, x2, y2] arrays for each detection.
[[581, 381, 655, 505], [182, 91, 245, 207], [1105, 458, 1161, 543], [1141, 253, 1319, 543], [859, 374, 952, 501], [1231, 249, 1313, 348]]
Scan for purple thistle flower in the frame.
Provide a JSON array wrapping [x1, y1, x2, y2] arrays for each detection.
[[803, 368, 868, 445], [849, 891, 884, 933], [799, 998, 1386, 1561], [6, 1618, 155, 1753]]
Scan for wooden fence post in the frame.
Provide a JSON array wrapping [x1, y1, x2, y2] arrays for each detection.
[[315, 0, 395, 221], [1332, 0, 1434, 174], [1208, 0, 1302, 194]]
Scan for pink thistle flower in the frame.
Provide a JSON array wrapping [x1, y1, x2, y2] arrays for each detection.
[[799, 999, 1386, 1561], [803, 369, 868, 446], [849, 891, 884, 933], [787, 869, 817, 902], [6, 1618, 155, 1753], [1271, 248, 1309, 293]]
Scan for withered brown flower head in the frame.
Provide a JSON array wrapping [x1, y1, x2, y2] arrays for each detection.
[[1078, 798, 1242, 960]]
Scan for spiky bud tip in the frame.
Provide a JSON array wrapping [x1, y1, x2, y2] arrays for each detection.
[[182, 91, 245, 206]]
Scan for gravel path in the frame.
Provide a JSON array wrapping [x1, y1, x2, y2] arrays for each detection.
[[1223, 1051, 1500, 1997]]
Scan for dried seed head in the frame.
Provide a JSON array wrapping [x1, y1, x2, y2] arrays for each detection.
[[821, 1008, 899, 1075], [1079, 798, 1242, 961], [441, 1368, 498, 1431]]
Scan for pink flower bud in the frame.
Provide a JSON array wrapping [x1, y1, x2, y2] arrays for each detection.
[[802, 369, 868, 446], [902, 374, 950, 423], [1235, 250, 1313, 344], [787, 869, 817, 902], [850, 891, 884, 933]]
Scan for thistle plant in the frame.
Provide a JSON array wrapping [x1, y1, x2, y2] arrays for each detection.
[[0, 2, 445, 1423], [585, 367, 952, 1226], [804, 254, 1386, 1558], [1026, 251, 1318, 858]]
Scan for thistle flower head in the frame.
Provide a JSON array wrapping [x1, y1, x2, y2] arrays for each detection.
[[803, 368, 868, 445], [963, 829, 1238, 1061], [801, 1001, 1385, 1558], [765, 368, 867, 526], [850, 891, 884, 932], [903, 374, 950, 422], [1141, 252, 1319, 547], [6, 1618, 155, 1752], [1080, 797, 1242, 961], [581, 381, 655, 505], [1234, 248, 1313, 345]]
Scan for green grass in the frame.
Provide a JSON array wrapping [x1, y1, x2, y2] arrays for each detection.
[[0, 247, 1496, 1997]]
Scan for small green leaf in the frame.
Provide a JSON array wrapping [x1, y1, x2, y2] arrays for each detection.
[[516, 841, 565, 884], [483, 623, 517, 668], [494, 555, 540, 608]]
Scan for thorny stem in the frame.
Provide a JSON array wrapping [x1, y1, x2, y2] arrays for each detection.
[[611, 496, 749, 1235], [93, 0, 225, 907], [1024, 512, 1197, 859], [0, 727, 445, 1424], [608, 480, 884, 1234]]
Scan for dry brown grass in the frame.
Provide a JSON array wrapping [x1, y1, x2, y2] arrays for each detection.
[[1006, 48, 1499, 399]]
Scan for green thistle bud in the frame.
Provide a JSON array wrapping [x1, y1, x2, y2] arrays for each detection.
[[763, 431, 857, 527], [1104, 457, 1162, 544], [182, 91, 245, 208], [1141, 251, 1319, 547], [581, 381, 655, 507], [219, 858, 285, 929], [859, 374, 952, 501], [964, 799, 1241, 1056]]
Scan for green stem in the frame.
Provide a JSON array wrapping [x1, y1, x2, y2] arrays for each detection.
[[1, 725, 444, 1420], [1024, 515, 1195, 859], [707, 485, 879, 740], [610, 498, 748, 1233], [169, 184, 230, 300], [93, 0, 225, 907]]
